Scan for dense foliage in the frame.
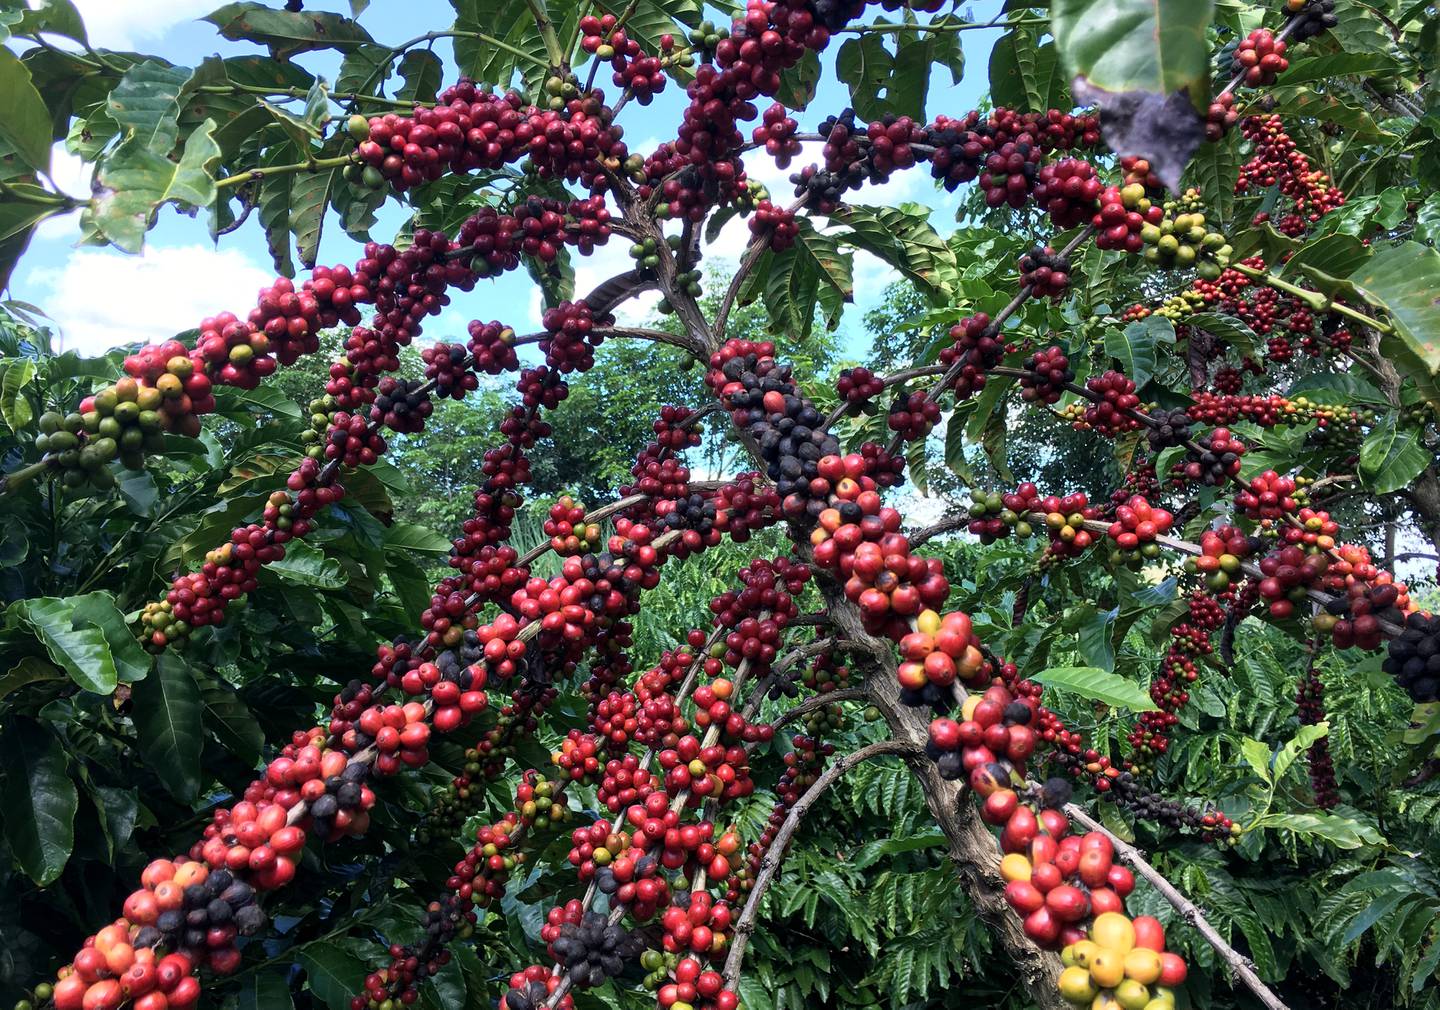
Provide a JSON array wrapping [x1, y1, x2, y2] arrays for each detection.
[[1, 2, 1439, 1010]]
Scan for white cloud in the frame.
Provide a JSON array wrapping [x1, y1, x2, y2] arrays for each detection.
[[26, 244, 274, 356], [34, 143, 91, 242], [50, 0, 217, 50]]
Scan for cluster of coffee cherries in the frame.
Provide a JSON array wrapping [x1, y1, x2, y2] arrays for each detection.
[[1040, 493, 1100, 559], [353, 897, 473, 1010], [370, 376, 433, 434], [894, 608, 987, 704], [353, 79, 626, 192], [1180, 427, 1245, 486], [34, 391, 169, 491], [807, 476, 951, 638], [548, 908, 647, 987], [1140, 190, 1233, 277], [1054, 911, 1187, 1010], [1231, 28, 1289, 86], [1018, 246, 1073, 300], [1020, 346, 1074, 405], [1105, 496, 1174, 567], [1235, 469, 1297, 521], [1032, 158, 1101, 228], [1080, 372, 1142, 436], [927, 683, 1041, 783], [965, 485, 1040, 544], [49, 920, 202, 1010], [1237, 115, 1346, 227], [834, 365, 884, 407], [499, 967, 572, 1010], [421, 342, 480, 399], [1128, 593, 1226, 765], [1288, 0, 1338, 40], [1295, 664, 1339, 808], [1383, 611, 1440, 702], [939, 312, 1003, 400], [545, 496, 602, 556], [1184, 525, 1254, 593], [1093, 184, 1164, 253]]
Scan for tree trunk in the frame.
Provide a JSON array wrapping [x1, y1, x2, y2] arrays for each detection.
[[813, 568, 1068, 1010]]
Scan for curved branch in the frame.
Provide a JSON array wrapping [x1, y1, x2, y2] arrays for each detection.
[[721, 739, 921, 988], [768, 687, 870, 734], [1062, 804, 1291, 1010]]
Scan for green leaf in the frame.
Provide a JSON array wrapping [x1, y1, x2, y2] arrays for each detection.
[[203, 680, 265, 766], [1031, 665, 1158, 711], [69, 593, 150, 684], [775, 49, 820, 109], [1073, 605, 1117, 671], [1255, 811, 1385, 849], [0, 48, 52, 174], [1283, 233, 1372, 291], [239, 969, 293, 1010], [450, 0, 549, 89], [850, 830, 945, 870], [93, 120, 222, 252], [829, 203, 956, 301], [1358, 416, 1430, 494], [130, 653, 204, 801], [289, 162, 336, 270], [0, 356, 36, 432], [1240, 737, 1273, 783], [205, 2, 375, 57], [1274, 722, 1329, 782], [383, 522, 453, 554], [1185, 134, 1240, 226], [396, 50, 443, 103], [1185, 312, 1260, 362], [212, 383, 303, 419], [0, 717, 77, 885], [298, 943, 371, 1010], [1052, 0, 1215, 96], [989, 30, 1061, 112], [0, 656, 64, 702], [268, 540, 347, 589], [12, 596, 118, 694], [255, 144, 297, 275], [1349, 242, 1440, 377], [337, 44, 393, 95], [1105, 316, 1172, 388]]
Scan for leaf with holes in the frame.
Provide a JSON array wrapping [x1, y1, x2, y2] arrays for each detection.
[[93, 120, 222, 252], [289, 161, 336, 269], [1185, 312, 1260, 362], [836, 33, 892, 121], [205, 2, 374, 57]]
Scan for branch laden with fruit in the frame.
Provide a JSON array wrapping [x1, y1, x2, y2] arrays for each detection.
[[1, 2, 1437, 1010]]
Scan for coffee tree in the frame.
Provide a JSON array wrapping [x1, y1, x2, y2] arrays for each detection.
[[1, 1, 1438, 1010]]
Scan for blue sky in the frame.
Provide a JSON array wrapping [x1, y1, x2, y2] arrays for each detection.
[[11, 1, 1002, 361]]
